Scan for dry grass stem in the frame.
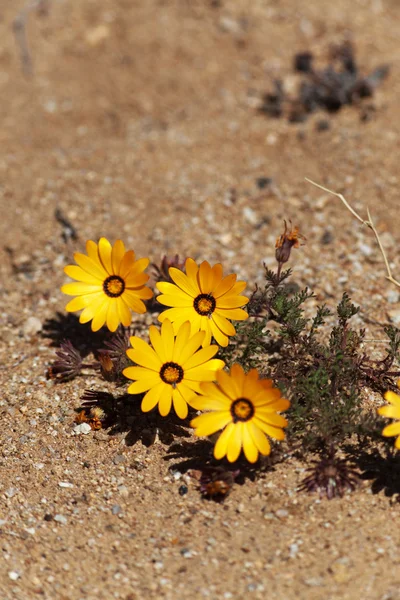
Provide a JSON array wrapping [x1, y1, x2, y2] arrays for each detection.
[[306, 178, 400, 289]]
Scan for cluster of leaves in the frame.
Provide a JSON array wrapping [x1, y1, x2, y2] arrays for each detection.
[[220, 265, 400, 453]]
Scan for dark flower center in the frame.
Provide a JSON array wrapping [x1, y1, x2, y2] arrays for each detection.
[[160, 361, 184, 386], [231, 398, 255, 423], [193, 293, 216, 316], [103, 275, 125, 298]]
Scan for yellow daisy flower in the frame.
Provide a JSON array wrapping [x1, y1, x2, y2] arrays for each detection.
[[156, 258, 249, 347], [378, 385, 400, 449], [123, 320, 225, 419], [190, 364, 290, 463], [61, 238, 153, 332]]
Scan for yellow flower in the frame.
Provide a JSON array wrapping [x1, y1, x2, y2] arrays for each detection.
[[123, 320, 225, 419], [156, 258, 249, 347], [378, 386, 400, 449], [190, 364, 290, 463], [61, 238, 153, 332]]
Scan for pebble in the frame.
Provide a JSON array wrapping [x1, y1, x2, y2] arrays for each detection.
[[23, 316, 42, 337], [85, 24, 110, 46], [113, 454, 126, 465], [8, 571, 20, 581], [112, 505, 122, 515], [386, 289, 399, 304], [387, 309, 400, 326], [242, 207, 258, 226], [58, 482, 74, 488], [54, 514, 68, 525], [73, 423, 92, 435]]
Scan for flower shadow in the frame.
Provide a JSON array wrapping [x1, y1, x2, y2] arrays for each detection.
[[79, 390, 192, 447], [348, 444, 400, 497], [42, 312, 108, 357], [164, 438, 271, 484]]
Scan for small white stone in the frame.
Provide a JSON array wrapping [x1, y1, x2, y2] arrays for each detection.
[[8, 571, 20, 581], [23, 316, 42, 336], [242, 207, 258, 225], [58, 482, 74, 489], [73, 422, 92, 435], [54, 514, 67, 525]]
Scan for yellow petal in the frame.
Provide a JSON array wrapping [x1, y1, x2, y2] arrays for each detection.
[[61, 282, 101, 296], [253, 416, 285, 440], [172, 322, 192, 362], [86, 240, 99, 261], [126, 376, 159, 394], [209, 319, 229, 347], [125, 272, 150, 289], [200, 318, 212, 347], [64, 265, 101, 284], [119, 250, 136, 278], [98, 237, 113, 274], [74, 252, 107, 280], [175, 381, 197, 407], [256, 410, 288, 428], [382, 422, 400, 437], [77, 295, 107, 324], [161, 319, 175, 361], [149, 325, 167, 363], [157, 294, 193, 308], [172, 388, 188, 419], [182, 344, 219, 371], [209, 263, 224, 292], [212, 313, 236, 336], [105, 300, 119, 332], [229, 280, 247, 295], [384, 391, 400, 408], [136, 286, 153, 300], [214, 422, 235, 460], [171, 329, 206, 368], [128, 336, 161, 369], [117, 298, 132, 327], [248, 421, 271, 456], [123, 366, 160, 381], [185, 258, 199, 282], [253, 388, 282, 406], [141, 382, 164, 412], [157, 307, 195, 330], [216, 369, 241, 400], [198, 261, 213, 294], [377, 405, 400, 419], [213, 274, 236, 298], [230, 363, 245, 392], [216, 295, 249, 309], [90, 299, 110, 331], [185, 360, 224, 382], [169, 268, 198, 297], [191, 411, 232, 437], [242, 423, 259, 463], [112, 239, 126, 273], [158, 385, 172, 416], [65, 294, 99, 312], [122, 290, 147, 314], [215, 307, 249, 321], [129, 257, 150, 276], [227, 423, 243, 462]]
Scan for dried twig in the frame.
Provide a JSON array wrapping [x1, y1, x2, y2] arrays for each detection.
[[305, 178, 400, 289]]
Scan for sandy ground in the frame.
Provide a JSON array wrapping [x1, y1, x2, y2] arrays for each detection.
[[2, 1, 400, 599]]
